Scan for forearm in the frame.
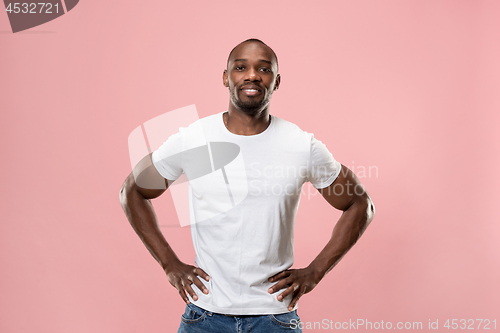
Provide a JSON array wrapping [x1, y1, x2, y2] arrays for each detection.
[[308, 195, 375, 281], [119, 184, 179, 270]]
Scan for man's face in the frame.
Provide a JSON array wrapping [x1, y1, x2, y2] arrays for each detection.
[[223, 42, 280, 115]]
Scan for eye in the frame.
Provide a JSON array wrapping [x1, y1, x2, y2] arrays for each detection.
[[234, 66, 245, 71], [259, 67, 272, 73]]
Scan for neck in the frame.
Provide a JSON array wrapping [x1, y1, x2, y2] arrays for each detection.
[[224, 107, 271, 136]]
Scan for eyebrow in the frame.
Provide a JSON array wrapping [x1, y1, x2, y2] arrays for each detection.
[[233, 58, 273, 65]]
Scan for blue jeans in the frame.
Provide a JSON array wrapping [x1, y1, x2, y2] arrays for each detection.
[[177, 303, 303, 332]]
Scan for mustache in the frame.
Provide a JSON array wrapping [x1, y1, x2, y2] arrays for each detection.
[[238, 83, 263, 90]]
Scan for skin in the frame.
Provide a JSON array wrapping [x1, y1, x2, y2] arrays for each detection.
[[222, 41, 281, 135], [119, 41, 375, 311], [119, 155, 209, 304], [267, 166, 375, 310]]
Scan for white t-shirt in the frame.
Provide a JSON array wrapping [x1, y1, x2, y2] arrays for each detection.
[[152, 111, 341, 315]]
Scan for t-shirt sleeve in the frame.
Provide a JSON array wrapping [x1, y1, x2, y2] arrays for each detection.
[[306, 134, 342, 189], [151, 131, 184, 181]]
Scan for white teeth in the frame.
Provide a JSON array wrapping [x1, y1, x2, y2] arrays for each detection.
[[243, 89, 258, 92]]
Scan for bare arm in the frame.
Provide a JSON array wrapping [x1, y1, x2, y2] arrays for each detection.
[[309, 165, 375, 277], [119, 153, 209, 303], [268, 165, 375, 310]]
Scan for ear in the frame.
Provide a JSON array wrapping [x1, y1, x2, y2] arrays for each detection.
[[223, 70, 229, 87], [274, 74, 281, 90]]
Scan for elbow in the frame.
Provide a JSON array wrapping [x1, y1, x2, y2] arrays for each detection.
[[362, 194, 375, 228], [119, 183, 126, 204], [119, 182, 128, 208], [354, 193, 374, 233], [119, 174, 134, 207], [367, 196, 375, 223]]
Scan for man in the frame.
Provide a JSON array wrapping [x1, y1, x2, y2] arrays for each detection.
[[120, 39, 375, 332]]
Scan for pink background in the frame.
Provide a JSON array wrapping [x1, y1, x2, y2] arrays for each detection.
[[1, 1, 499, 332]]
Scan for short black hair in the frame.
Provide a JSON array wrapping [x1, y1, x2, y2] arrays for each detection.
[[226, 38, 279, 69]]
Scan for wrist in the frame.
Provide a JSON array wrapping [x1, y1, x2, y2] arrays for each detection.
[[161, 254, 182, 273], [307, 261, 327, 284]]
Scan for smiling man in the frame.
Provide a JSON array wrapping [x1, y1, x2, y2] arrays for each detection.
[[120, 39, 375, 333]]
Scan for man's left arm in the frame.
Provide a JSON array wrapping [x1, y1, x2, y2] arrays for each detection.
[[267, 165, 375, 310]]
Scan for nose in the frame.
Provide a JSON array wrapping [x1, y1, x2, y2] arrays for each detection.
[[244, 67, 261, 81]]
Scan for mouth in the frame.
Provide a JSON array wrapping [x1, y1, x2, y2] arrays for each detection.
[[240, 85, 262, 97]]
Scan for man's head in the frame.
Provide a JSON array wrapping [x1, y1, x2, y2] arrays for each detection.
[[226, 39, 279, 69], [223, 39, 281, 116]]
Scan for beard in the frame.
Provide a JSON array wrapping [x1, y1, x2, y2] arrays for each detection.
[[230, 88, 272, 116]]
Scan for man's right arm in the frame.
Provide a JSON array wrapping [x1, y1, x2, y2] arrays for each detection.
[[119, 153, 209, 303]]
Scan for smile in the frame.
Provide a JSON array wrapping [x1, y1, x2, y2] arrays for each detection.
[[241, 87, 261, 96]]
